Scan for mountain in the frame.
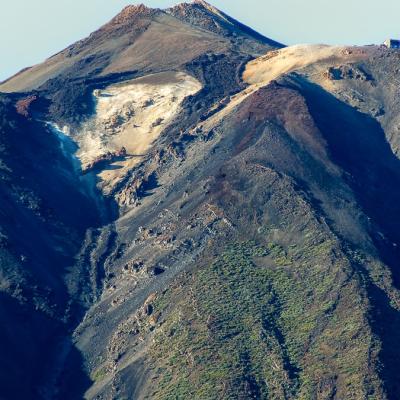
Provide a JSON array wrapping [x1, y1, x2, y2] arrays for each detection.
[[1, 2, 400, 399]]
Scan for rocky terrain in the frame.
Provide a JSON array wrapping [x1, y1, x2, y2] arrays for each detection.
[[1, 1, 400, 399]]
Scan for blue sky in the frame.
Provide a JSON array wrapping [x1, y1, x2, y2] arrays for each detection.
[[1, 0, 400, 81]]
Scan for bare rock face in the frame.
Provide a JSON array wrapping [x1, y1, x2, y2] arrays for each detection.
[[108, 4, 156, 25], [3, 2, 400, 400], [15, 95, 38, 118], [324, 65, 373, 81], [167, 0, 283, 52], [83, 147, 127, 174]]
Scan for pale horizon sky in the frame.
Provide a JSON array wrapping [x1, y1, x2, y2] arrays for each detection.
[[1, 0, 400, 81]]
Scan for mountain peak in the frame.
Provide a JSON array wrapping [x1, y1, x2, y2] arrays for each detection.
[[0, 1, 281, 94], [109, 4, 156, 25], [167, 1, 283, 48], [192, 0, 226, 15], [168, 0, 230, 21]]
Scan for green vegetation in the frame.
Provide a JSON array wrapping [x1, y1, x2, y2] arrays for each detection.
[[147, 231, 383, 399], [90, 366, 108, 383], [149, 241, 297, 399]]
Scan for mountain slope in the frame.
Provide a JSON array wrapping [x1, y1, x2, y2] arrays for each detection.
[[74, 44, 400, 400], [0, 2, 281, 124], [1, 2, 400, 400], [0, 3, 281, 399]]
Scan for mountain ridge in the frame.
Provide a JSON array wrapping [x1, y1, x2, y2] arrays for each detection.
[[1, 2, 400, 399], [0, 1, 281, 95]]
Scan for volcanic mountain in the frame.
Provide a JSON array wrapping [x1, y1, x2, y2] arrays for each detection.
[[1, 2, 400, 399]]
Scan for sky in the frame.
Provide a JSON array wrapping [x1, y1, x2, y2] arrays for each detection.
[[1, 0, 400, 81]]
